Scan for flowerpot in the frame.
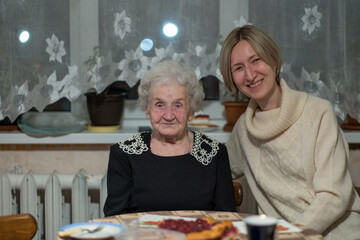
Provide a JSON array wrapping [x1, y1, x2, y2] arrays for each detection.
[[222, 101, 248, 132], [85, 92, 126, 126], [346, 114, 360, 125]]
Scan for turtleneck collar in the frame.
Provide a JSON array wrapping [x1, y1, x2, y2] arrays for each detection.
[[245, 79, 308, 139]]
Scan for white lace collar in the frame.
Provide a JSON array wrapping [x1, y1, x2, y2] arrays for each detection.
[[117, 131, 220, 166]]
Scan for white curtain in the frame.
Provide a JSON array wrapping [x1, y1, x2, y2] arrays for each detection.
[[249, 0, 360, 122], [0, 0, 359, 123]]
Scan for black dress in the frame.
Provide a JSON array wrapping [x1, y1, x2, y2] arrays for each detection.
[[103, 131, 236, 216]]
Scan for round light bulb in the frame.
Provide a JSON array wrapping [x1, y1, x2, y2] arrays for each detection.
[[140, 38, 154, 51], [163, 23, 178, 38], [19, 30, 30, 43]]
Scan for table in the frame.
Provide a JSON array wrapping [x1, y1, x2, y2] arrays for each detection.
[[89, 210, 323, 240]]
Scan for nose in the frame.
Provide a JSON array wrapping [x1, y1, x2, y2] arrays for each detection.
[[163, 107, 175, 120], [245, 65, 256, 81]]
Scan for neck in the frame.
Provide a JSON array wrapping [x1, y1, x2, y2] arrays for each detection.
[[257, 84, 282, 111], [152, 131, 188, 144], [151, 131, 193, 156]]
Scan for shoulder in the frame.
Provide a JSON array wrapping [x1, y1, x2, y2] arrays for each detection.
[[115, 131, 150, 155], [191, 131, 225, 166], [304, 95, 335, 117], [307, 95, 332, 108], [193, 130, 222, 147], [301, 96, 341, 132]]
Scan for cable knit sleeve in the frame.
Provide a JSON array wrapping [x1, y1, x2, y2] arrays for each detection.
[[297, 99, 354, 233], [226, 116, 246, 180]]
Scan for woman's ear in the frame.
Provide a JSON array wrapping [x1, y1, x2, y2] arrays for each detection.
[[188, 112, 194, 121], [145, 109, 150, 119]]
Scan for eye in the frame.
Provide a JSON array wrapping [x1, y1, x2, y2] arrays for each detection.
[[155, 102, 164, 108], [252, 58, 260, 64], [232, 65, 243, 73]]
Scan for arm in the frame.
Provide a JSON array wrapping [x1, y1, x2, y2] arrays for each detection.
[[214, 144, 237, 212], [297, 101, 353, 233], [103, 144, 133, 216], [225, 119, 245, 180]]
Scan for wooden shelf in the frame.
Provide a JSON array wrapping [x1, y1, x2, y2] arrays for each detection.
[[0, 127, 232, 144], [0, 129, 359, 144]]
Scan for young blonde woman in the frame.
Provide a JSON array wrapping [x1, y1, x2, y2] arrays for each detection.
[[220, 25, 360, 239]]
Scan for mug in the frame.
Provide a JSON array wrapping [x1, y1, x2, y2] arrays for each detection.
[[244, 215, 277, 240]]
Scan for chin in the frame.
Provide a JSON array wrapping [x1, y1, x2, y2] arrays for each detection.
[[161, 127, 187, 136]]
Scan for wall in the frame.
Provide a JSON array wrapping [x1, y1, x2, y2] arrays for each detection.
[[1, 141, 359, 187], [0, 144, 110, 175]]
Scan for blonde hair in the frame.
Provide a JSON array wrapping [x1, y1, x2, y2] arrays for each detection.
[[138, 61, 204, 113], [219, 25, 282, 94]]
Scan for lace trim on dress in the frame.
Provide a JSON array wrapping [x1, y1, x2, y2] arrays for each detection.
[[190, 131, 219, 166], [117, 132, 149, 155], [117, 131, 219, 165]]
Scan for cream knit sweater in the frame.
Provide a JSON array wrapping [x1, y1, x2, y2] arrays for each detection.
[[226, 79, 360, 239]]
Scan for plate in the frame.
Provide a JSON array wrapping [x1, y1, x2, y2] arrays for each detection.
[[136, 214, 196, 227], [188, 124, 218, 132], [17, 112, 86, 136], [58, 222, 124, 239]]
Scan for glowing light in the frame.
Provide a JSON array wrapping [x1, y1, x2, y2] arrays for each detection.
[[163, 23, 178, 38], [19, 30, 30, 43], [140, 38, 154, 51]]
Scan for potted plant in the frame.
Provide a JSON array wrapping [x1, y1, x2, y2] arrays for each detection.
[[222, 91, 249, 132], [85, 81, 128, 127], [84, 47, 129, 128]]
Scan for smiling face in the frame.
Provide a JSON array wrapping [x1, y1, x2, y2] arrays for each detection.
[[146, 81, 193, 138], [230, 40, 282, 110]]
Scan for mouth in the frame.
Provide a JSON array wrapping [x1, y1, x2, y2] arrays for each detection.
[[161, 122, 176, 126], [249, 80, 263, 88]]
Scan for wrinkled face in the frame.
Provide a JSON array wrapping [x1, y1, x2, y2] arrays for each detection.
[[231, 40, 280, 109], [146, 82, 193, 137]]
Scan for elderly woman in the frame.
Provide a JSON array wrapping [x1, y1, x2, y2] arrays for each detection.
[[220, 25, 360, 239], [103, 61, 236, 216]]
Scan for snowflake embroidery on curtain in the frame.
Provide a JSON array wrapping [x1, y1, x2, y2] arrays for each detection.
[[45, 33, 66, 63], [233, 16, 252, 28], [118, 46, 150, 87], [88, 56, 104, 86], [150, 43, 183, 68], [30, 71, 61, 111], [61, 65, 81, 101], [114, 10, 131, 40], [301, 68, 327, 98], [44, 71, 62, 103], [208, 43, 223, 82], [280, 63, 301, 90], [182, 43, 209, 79], [301, 5, 322, 35], [330, 80, 346, 120], [6, 82, 30, 117]]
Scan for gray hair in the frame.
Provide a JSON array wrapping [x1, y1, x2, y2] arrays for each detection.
[[138, 61, 204, 114]]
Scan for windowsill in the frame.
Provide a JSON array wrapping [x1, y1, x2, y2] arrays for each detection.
[[1, 100, 359, 144], [0, 126, 231, 144], [0, 128, 359, 144]]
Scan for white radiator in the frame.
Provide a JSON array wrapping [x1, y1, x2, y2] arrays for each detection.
[[0, 171, 107, 240]]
